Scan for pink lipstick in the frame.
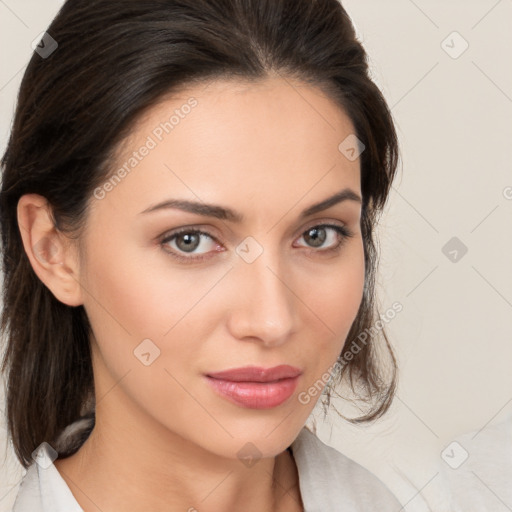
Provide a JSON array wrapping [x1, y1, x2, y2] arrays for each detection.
[[205, 365, 301, 409]]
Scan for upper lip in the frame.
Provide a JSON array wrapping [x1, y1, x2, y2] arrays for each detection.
[[206, 365, 302, 382]]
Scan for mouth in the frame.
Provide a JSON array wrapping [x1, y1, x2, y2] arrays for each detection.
[[205, 365, 302, 409], [206, 364, 302, 382]]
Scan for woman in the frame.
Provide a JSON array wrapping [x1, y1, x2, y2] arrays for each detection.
[[0, 0, 401, 510]]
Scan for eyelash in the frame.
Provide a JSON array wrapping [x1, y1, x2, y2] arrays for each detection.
[[159, 223, 355, 264]]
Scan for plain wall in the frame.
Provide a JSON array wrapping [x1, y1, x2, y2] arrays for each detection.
[[1, 1, 511, 510]]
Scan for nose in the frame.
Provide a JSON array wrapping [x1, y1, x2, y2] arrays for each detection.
[[226, 248, 297, 348]]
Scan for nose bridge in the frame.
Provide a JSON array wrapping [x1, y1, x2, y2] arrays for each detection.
[[227, 240, 296, 345]]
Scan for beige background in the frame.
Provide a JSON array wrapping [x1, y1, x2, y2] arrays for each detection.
[[1, 0, 511, 510]]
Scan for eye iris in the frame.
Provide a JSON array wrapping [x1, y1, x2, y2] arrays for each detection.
[[304, 227, 326, 247], [176, 232, 200, 252]]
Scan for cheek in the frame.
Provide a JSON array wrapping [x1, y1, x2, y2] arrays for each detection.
[[306, 238, 365, 326], [80, 231, 223, 376], [296, 239, 365, 366], [82, 248, 165, 343], [80, 235, 212, 420], [82, 231, 192, 335]]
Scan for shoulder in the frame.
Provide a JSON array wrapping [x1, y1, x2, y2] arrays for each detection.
[[10, 418, 92, 512], [291, 427, 402, 511], [438, 416, 512, 511], [10, 464, 41, 512]]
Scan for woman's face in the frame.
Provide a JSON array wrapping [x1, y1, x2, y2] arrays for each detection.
[[78, 76, 365, 458]]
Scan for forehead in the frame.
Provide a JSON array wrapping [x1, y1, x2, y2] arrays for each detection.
[[93, 76, 361, 222]]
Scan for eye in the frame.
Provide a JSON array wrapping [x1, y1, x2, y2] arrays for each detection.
[[159, 223, 354, 264], [160, 228, 222, 263], [294, 224, 354, 254]]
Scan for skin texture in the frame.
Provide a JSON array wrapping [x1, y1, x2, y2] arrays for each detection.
[[17, 75, 365, 512]]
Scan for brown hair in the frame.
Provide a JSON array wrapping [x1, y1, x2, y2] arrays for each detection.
[[0, 0, 400, 469]]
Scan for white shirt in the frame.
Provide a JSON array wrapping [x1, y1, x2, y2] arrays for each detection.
[[11, 418, 402, 511], [436, 415, 512, 512]]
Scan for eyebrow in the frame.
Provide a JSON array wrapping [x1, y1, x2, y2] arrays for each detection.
[[139, 188, 362, 222]]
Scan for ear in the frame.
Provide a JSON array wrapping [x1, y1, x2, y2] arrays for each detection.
[[17, 193, 84, 307]]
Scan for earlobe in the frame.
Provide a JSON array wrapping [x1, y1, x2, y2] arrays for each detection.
[[17, 193, 84, 307]]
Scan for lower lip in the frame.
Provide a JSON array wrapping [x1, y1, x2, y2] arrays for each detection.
[[205, 375, 300, 409]]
